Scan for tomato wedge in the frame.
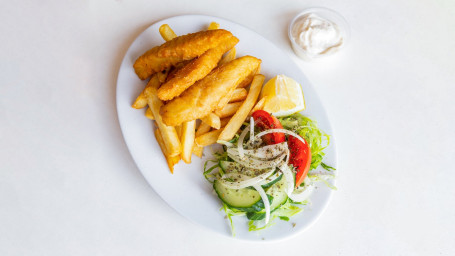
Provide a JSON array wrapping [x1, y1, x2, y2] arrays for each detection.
[[252, 110, 285, 144], [252, 110, 311, 187], [288, 135, 311, 188]]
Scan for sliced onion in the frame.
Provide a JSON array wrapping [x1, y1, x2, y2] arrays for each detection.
[[284, 148, 290, 166], [278, 163, 295, 196], [288, 177, 314, 202], [217, 140, 234, 148], [252, 184, 270, 225], [220, 168, 275, 189], [228, 151, 286, 169], [255, 128, 307, 145], [227, 142, 287, 159], [249, 117, 254, 144], [237, 124, 250, 159], [257, 171, 282, 186]]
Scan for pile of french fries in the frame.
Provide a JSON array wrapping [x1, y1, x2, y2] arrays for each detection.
[[132, 22, 266, 173]]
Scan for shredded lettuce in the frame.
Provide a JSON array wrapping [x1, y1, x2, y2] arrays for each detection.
[[248, 199, 303, 231], [308, 174, 337, 190], [278, 113, 333, 170], [222, 203, 245, 236]]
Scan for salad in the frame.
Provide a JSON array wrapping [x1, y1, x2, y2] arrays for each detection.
[[204, 109, 335, 233]]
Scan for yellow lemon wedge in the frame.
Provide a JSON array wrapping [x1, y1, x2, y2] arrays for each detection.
[[260, 74, 305, 116]]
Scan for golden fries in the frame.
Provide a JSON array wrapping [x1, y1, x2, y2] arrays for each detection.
[[195, 129, 223, 147], [218, 47, 236, 66], [249, 96, 266, 116], [201, 112, 221, 129], [155, 128, 180, 173], [216, 87, 246, 110], [214, 101, 243, 118], [220, 117, 231, 128], [145, 107, 155, 120], [144, 75, 181, 157], [207, 22, 220, 30], [229, 88, 248, 102], [132, 91, 148, 109], [196, 122, 212, 137], [181, 120, 196, 163], [159, 24, 177, 41], [218, 75, 265, 141], [192, 145, 203, 158], [175, 124, 182, 139]]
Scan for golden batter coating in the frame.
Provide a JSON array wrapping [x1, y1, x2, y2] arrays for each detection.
[[133, 29, 238, 80], [160, 56, 261, 126], [157, 37, 238, 101]]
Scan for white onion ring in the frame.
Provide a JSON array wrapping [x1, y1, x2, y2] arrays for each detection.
[[255, 128, 307, 145], [217, 140, 234, 148], [228, 151, 286, 169], [237, 124, 250, 159], [249, 117, 254, 144], [220, 168, 276, 189], [252, 184, 270, 224], [227, 142, 287, 159], [288, 177, 314, 202], [278, 163, 295, 196]]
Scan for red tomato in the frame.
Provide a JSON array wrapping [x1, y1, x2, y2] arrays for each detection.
[[288, 135, 311, 188], [252, 110, 285, 144]]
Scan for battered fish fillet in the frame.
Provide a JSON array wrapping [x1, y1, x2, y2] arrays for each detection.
[[133, 29, 238, 80], [160, 56, 262, 126], [157, 37, 238, 101]]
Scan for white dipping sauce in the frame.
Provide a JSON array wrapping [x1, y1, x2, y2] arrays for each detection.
[[291, 13, 343, 58]]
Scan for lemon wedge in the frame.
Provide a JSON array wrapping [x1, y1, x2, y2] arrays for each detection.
[[260, 74, 305, 116]]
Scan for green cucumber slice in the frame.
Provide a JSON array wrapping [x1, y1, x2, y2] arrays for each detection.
[[267, 178, 288, 210], [213, 180, 261, 208]]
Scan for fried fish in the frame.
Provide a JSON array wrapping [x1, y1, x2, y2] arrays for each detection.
[[133, 29, 238, 80], [160, 56, 261, 126], [156, 37, 238, 101]]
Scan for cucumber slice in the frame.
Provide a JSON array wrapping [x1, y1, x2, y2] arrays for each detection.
[[267, 178, 288, 210], [219, 161, 239, 172], [214, 180, 261, 208], [246, 179, 289, 220], [261, 174, 283, 189], [219, 160, 274, 177]]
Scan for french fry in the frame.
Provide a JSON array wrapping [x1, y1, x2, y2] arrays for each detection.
[[144, 75, 181, 156], [133, 68, 170, 109], [236, 67, 259, 88], [175, 124, 182, 139], [214, 101, 243, 118], [157, 69, 170, 83], [215, 71, 255, 110], [215, 86, 237, 110], [192, 145, 203, 158], [181, 120, 196, 163], [132, 91, 148, 109], [200, 112, 221, 129], [196, 122, 211, 137], [207, 22, 220, 30], [220, 117, 231, 128], [159, 24, 177, 41], [229, 88, 248, 102], [249, 97, 266, 116], [218, 74, 265, 141], [218, 47, 236, 66], [155, 128, 180, 173], [145, 107, 155, 120], [195, 129, 223, 147]]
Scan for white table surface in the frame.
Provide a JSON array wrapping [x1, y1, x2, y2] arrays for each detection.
[[1, 0, 454, 255]]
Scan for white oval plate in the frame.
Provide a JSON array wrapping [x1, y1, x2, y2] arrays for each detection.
[[116, 15, 337, 241]]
